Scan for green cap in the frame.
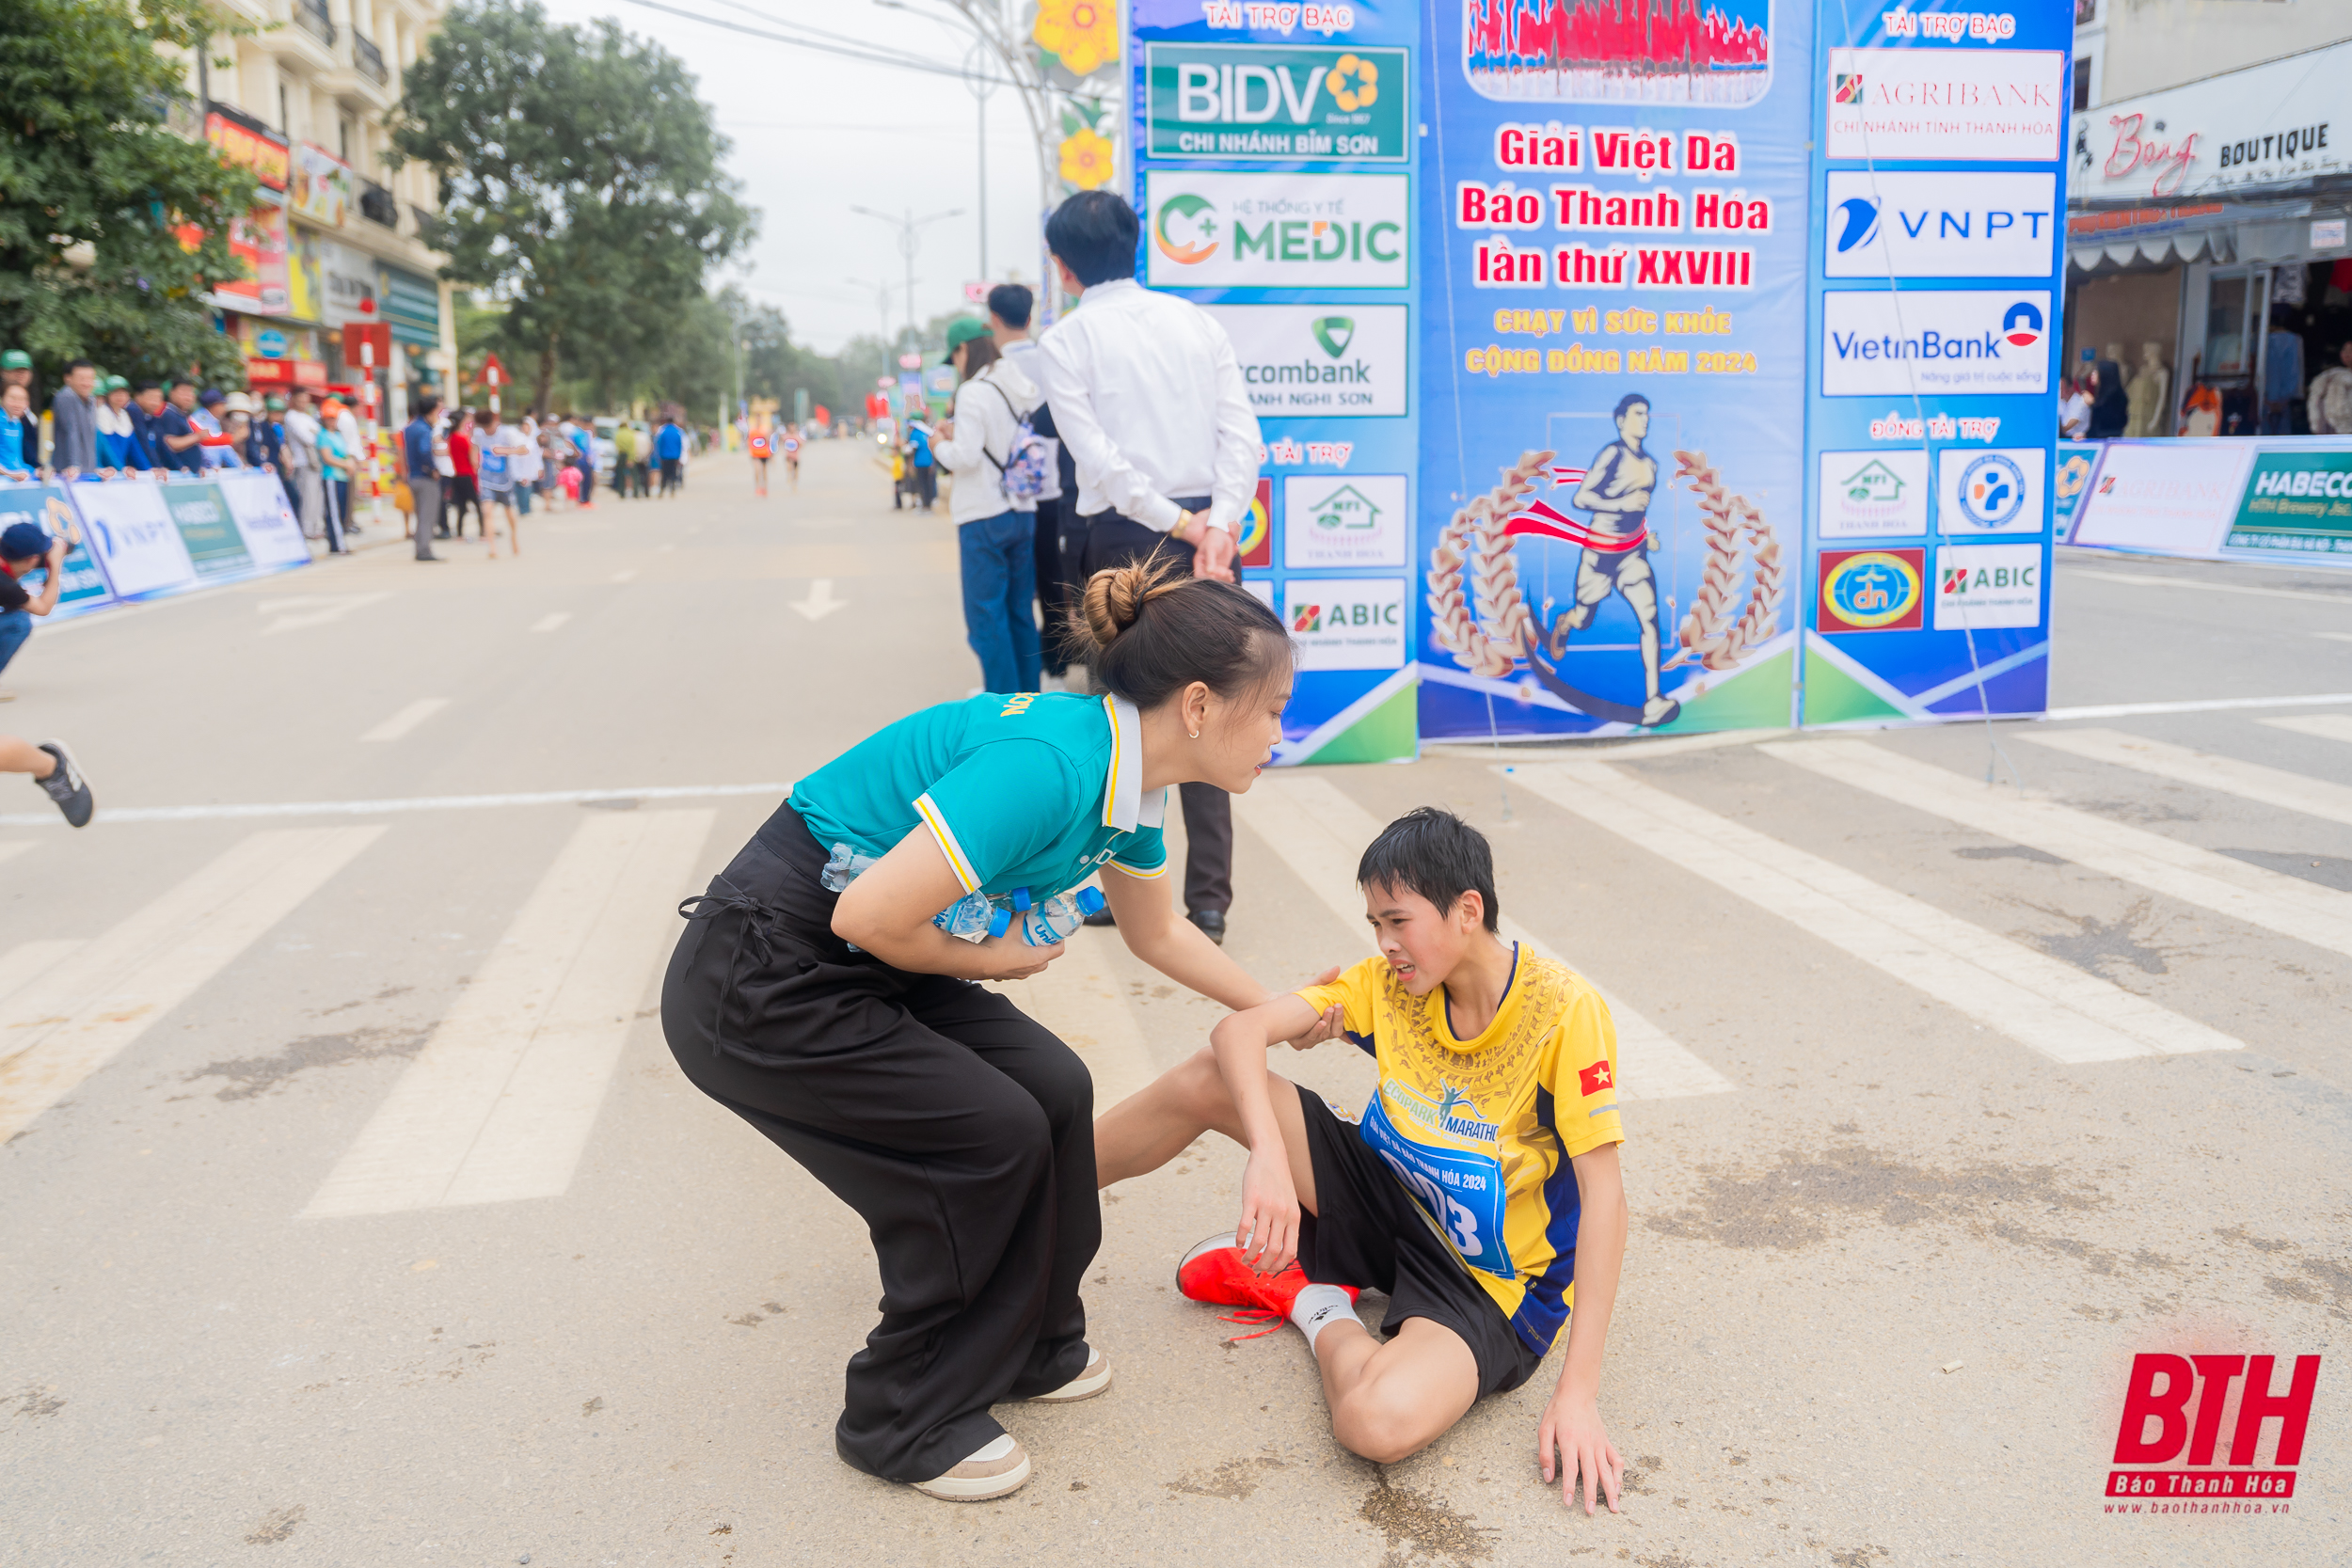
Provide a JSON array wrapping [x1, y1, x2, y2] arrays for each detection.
[[942, 317, 992, 363], [101, 374, 126, 394], [264, 394, 287, 411], [0, 350, 30, 371]]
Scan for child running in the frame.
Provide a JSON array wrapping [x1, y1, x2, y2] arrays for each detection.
[[1094, 807, 1628, 1513]]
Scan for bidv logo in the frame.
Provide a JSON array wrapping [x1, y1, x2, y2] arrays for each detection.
[[1956, 452, 2026, 528], [2106, 1352, 2318, 1512], [1823, 173, 2058, 278]]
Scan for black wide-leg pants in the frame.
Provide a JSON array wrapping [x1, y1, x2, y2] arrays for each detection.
[[661, 805, 1098, 1482]]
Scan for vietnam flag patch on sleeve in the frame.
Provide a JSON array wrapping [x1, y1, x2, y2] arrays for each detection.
[[1578, 1058, 1614, 1098]]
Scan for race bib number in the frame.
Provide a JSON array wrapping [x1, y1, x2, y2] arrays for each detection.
[[1359, 1093, 1512, 1279]]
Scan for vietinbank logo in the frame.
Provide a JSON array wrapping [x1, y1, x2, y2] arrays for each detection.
[[1144, 172, 1408, 289], [1822, 172, 2058, 278], [1206, 304, 1408, 418], [1820, 291, 2052, 396]]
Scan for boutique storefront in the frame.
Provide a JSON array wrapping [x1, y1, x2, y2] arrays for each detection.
[[2067, 40, 2352, 436]]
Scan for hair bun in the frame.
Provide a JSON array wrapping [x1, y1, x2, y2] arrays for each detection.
[[1077, 558, 1186, 651]]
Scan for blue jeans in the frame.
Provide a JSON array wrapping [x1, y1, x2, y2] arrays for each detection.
[[0, 609, 32, 679], [958, 510, 1041, 695]]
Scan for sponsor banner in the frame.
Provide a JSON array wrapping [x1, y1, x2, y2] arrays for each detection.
[[0, 483, 116, 618], [1937, 446, 2046, 535], [1462, 0, 1773, 106], [2228, 449, 2352, 557], [1821, 171, 2058, 279], [2069, 439, 2252, 557], [1239, 478, 1273, 569], [215, 468, 311, 569], [161, 483, 255, 578], [1284, 474, 1407, 568], [72, 482, 198, 599], [1209, 304, 1408, 419], [1820, 290, 2051, 396], [1825, 47, 2066, 163], [1284, 577, 1406, 670], [1818, 448, 1928, 538], [1934, 543, 2042, 631], [1819, 546, 1926, 631], [2053, 440, 2100, 528], [2073, 39, 2352, 204], [1147, 171, 1409, 289], [1145, 43, 1410, 162]]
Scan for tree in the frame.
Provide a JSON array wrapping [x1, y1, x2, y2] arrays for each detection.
[[0, 0, 259, 385], [390, 0, 755, 416]]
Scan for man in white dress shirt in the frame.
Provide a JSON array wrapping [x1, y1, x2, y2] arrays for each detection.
[[1035, 190, 1264, 944]]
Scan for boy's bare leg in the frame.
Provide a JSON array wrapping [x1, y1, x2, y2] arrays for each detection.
[[1094, 1046, 1318, 1211], [0, 736, 56, 777], [1311, 1317, 1481, 1465]]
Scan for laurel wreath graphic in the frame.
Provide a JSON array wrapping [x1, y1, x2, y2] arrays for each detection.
[[1425, 447, 1784, 686]]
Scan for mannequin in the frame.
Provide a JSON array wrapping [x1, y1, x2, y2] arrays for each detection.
[[2124, 342, 2169, 439]]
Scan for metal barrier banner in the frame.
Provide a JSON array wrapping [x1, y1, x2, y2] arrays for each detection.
[[61, 473, 310, 610], [2065, 437, 2352, 568], [0, 483, 117, 620]]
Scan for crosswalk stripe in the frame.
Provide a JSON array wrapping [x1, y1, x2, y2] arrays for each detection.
[[301, 809, 714, 1217], [360, 697, 450, 743], [1765, 740, 2352, 962], [1233, 774, 1735, 1099], [2261, 714, 2352, 745], [0, 940, 87, 1009], [2017, 727, 2352, 830], [1505, 762, 2240, 1064], [531, 612, 572, 633], [0, 829, 384, 1143]]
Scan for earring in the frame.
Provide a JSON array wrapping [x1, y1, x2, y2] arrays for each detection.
[[1188, 730, 1199, 739]]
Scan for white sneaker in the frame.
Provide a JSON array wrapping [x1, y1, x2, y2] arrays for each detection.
[[911, 1433, 1032, 1501], [1027, 1345, 1111, 1402]]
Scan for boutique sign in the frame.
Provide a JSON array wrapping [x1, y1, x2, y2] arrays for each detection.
[[2072, 38, 2352, 201]]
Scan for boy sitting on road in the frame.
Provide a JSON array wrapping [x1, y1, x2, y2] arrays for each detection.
[[1094, 808, 1628, 1513]]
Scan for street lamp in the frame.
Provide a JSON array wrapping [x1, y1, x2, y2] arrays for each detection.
[[850, 204, 963, 348]]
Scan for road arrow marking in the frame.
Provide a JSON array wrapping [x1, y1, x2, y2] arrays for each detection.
[[790, 578, 847, 622]]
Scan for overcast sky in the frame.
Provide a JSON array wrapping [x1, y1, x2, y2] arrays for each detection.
[[539, 0, 1057, 356]]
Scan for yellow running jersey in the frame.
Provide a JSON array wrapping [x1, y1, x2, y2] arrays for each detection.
[[1296, 946, 1624, 1354]]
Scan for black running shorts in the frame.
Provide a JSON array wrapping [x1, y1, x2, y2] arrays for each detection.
[[1292, 1086, 1546, 1399]]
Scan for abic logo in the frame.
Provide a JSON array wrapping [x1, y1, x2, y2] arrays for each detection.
[[2107, 1353, 2318, 1510]]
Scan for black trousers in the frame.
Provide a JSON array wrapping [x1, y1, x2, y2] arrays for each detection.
[[1078, 505, 1234, 916], [660, 805, 1098, 1482], [1032, 494, 1082, 675]]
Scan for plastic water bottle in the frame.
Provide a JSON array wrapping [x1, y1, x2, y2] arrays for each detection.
[[933, 890, 1011, 943], [819, 842, 879, 893], [1014, 885, 1104, 946]]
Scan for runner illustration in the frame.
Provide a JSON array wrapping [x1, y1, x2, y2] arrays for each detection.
[[1502, 392, 1680, 728]]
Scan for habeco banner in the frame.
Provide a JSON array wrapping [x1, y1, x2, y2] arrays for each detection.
[[1146, 171, 1409, 289], [1145, 43, 1410, 161]]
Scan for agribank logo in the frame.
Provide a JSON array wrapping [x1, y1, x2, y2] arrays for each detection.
[[1822, 172, 2058, 278], [1207, 304, 1408, 418], [1824, 47, 2065, 162], [1820, 291, 2052, 397], [1145, 171, 1408, 289]]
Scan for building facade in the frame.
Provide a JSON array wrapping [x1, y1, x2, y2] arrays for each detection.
[[188, 0, 456, 424], [2067, 1, 2352, 436]]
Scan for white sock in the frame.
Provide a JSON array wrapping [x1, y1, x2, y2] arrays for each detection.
[[1290, 1284, 1358, 1352]]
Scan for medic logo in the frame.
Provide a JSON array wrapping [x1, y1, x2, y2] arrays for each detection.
[[2003, 301, 2043, 349]]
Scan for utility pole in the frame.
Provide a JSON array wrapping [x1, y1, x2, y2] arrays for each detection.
[[851, 204, 962, 350], [965, 40, 994, 284]]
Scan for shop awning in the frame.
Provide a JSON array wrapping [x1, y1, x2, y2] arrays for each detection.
[[2069, 228, 2232, 275]]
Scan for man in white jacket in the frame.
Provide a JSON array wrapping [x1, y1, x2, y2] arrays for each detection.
[[933, 317, 1044, 695], [1034, 189, 1263, 944]]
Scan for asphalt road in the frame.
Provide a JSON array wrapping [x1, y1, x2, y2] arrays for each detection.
[[1, 441, 2345, 1567]]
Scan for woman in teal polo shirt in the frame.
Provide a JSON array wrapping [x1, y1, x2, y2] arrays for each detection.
[[663, 562, 1321, 1502]]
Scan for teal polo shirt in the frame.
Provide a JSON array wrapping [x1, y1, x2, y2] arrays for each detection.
[[790, 691, 1168, 898]]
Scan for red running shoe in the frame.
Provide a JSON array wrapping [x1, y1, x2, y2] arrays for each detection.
[[1176, 1234, 1359, 1339]]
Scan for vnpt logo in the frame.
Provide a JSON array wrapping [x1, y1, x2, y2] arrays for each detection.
[[1834, 197, 1881, 254], [2106, 1353, 2318, 1508], [2003, 301, 2044, 349]]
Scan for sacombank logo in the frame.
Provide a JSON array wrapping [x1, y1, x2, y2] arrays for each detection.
[[2004, 301, 2043, 349], [1153, 192, 1219, 264]]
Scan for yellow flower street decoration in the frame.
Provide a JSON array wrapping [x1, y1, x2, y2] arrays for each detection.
[[1033, 0, 1119, 78], [1058, 125, 1115, 189], [1328, 54, 1377, 112]]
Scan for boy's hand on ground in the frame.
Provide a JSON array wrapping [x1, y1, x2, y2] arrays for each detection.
[[1236, 1146, 1299, 1276], [1537, 1389, 1623, 1515]]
